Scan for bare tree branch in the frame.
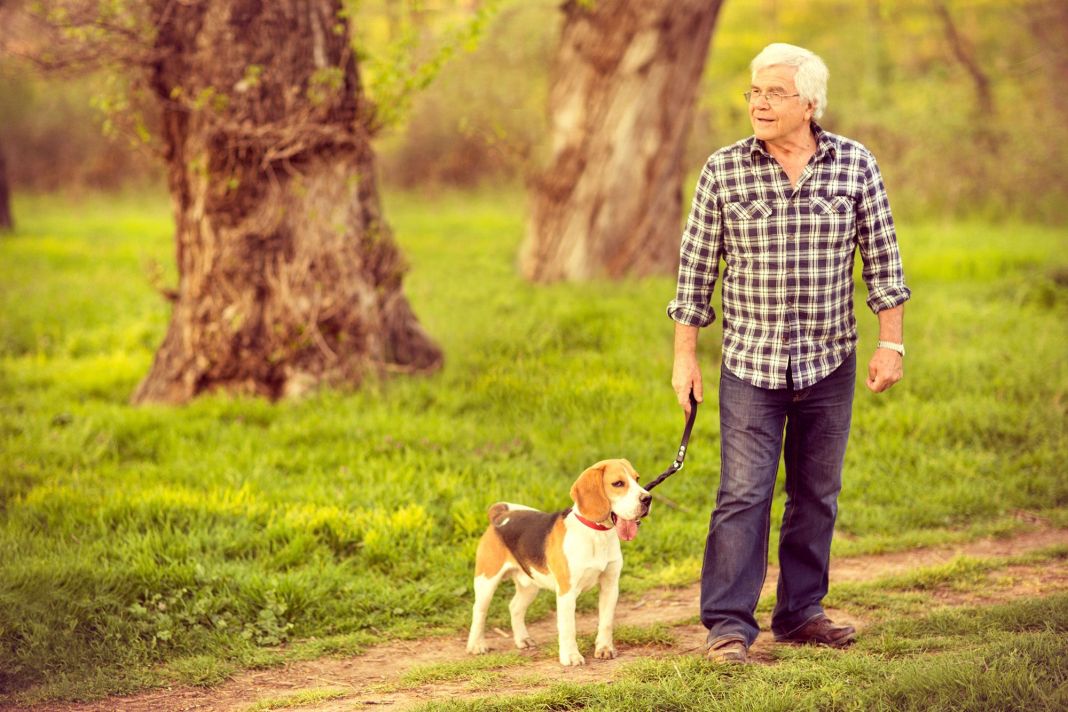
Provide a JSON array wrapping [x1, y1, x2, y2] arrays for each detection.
[[935, 1, 995, 116]]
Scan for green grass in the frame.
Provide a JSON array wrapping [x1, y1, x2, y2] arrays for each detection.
[[1, 190, 1066, 703]]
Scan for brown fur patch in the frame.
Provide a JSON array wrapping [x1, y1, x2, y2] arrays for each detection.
[[570, 461, 612, 522], [545, 517, 571, 595], [602, 460, 633, 496], [474, 527, 511, 579]]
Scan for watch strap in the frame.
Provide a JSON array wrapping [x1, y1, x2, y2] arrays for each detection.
[[877, 340, 905, 357]]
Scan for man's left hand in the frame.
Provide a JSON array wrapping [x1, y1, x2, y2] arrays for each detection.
[[866, 349, 903, 393]]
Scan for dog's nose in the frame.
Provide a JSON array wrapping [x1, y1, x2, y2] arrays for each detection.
[[640, 493, 652, 505]]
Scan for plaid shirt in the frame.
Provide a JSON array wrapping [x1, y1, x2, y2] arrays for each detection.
[[668, 124, 911, 390]]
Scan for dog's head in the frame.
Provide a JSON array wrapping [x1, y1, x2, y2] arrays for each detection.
[[569, 459, 652, 541]]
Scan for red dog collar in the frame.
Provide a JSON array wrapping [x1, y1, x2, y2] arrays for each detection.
[[573, 511, 613, 531]]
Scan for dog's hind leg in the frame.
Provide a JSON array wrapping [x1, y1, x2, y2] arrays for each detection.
[[467, 571, 504, 655], [509, 576, 540, 649]]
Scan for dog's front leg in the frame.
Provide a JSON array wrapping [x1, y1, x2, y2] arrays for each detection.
[[555, 590, 584, 666], [594, 560, 621, 659]]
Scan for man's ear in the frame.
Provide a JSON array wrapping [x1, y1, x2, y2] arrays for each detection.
[[570, 461, 612, 522]]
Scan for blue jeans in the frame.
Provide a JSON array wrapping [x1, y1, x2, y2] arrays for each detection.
[[701, 352, 856, 646]]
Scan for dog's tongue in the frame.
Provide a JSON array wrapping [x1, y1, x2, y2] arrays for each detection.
[[615, 517, 639, 541]]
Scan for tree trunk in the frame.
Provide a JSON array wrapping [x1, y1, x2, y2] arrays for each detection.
[[521, 0, 723, 282], [132, 0, 442, 405], [0, 139, 12, 232]]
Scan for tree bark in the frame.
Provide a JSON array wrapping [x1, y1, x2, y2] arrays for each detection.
[[521, 0, 723, 282], [0, 138, 12, 232], [132, 0, 442, 405]]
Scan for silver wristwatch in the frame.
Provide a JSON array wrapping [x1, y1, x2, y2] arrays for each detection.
[[877, 340, 905, 357]]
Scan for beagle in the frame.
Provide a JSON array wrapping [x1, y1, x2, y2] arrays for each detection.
[[465, 459, 652, 666]]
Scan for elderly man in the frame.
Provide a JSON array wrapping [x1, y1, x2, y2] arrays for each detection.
[[668, 43, 910, 664]]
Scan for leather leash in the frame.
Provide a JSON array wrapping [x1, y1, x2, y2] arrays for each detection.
[[645, 391, 699, 492]]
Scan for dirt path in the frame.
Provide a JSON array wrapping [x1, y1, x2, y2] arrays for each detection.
[[13, 526, 1067, 712]]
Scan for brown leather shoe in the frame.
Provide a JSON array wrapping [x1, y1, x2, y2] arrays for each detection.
[[775, 615, 856, 648], [706, 636, 748, 663]]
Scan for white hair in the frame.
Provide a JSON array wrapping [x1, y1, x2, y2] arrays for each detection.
[[750, 43, 829, 120]]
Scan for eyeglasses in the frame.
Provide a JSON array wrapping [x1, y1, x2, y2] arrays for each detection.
[[744, 90, 801, 106]]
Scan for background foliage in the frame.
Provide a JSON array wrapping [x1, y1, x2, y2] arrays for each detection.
[[2, 0, 1066, 221]]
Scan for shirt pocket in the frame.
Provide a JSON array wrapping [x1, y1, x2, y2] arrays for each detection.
[[723, 199, 773, 256], [808, 195, 856, 248], [725, 199, 773, 221], [811, 195, 853, 216]]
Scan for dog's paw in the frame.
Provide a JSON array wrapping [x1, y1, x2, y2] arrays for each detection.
[[514, 636, 536, 649], [594, 643, 617, 660], [466, 640, 489, 655], [560, 651, 586, 666]]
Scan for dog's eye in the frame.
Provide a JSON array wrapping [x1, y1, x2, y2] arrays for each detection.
[[611, 481, 625, 488]]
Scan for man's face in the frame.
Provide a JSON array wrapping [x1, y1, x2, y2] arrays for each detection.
[[748, 65, 814, 145]]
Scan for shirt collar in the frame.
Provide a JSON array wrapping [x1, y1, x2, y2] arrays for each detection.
[[747, 122, 837, 162]]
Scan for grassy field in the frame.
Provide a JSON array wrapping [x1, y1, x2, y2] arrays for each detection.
[[0, 189, 1066, 705]]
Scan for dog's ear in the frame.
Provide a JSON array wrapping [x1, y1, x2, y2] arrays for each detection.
[[571, 461, 612, 522]]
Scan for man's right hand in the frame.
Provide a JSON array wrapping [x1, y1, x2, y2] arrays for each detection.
[[672, 324, 704, 417], [672, 353, 703, 416]]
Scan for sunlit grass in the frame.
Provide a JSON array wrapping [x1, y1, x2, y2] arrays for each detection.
[[0, 189, 1066, 703]]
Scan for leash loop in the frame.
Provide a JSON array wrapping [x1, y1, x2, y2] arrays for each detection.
[[646, 391, 698, 492]]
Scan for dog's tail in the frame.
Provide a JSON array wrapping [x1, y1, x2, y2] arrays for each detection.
[[487, 502, 509, 526]]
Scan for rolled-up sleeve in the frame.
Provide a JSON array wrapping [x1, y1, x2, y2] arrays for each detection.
[[856, 153, 911, 313], [667, 162, 723, 327]]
